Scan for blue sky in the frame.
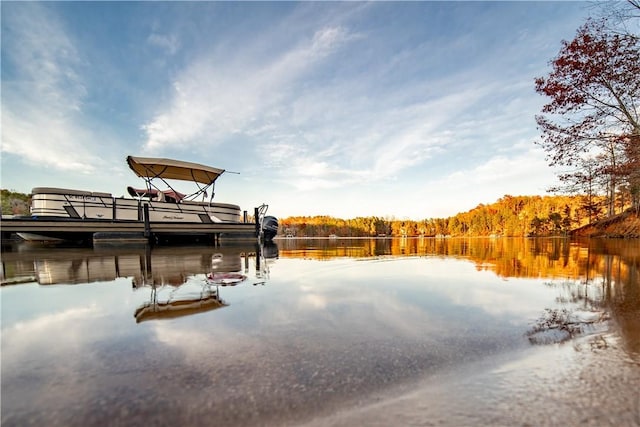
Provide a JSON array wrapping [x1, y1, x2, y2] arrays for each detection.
[[1, 1, 591, 219]]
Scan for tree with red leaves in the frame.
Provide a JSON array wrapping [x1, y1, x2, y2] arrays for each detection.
[[535, 18, 640, 216]]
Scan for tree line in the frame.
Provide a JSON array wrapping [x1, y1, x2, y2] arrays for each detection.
[[0, 190, 616, 237], [279, 194, 622, 238]]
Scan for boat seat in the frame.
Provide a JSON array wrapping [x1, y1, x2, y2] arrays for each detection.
[[127, 186, 158, 199], [162, 190, 185, 203]]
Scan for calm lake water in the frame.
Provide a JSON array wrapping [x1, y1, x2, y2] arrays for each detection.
[[2, 237, 639, 426]]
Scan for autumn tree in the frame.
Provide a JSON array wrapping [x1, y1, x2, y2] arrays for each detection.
[[549, 156, 605, 223], [619, 134, 640, 213], [0, 189, 30, 216], [535, 18, 640, 216], [597, 0, 640, 37]]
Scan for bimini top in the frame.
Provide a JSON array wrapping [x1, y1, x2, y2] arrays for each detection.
[[127, 156, 225, 185]]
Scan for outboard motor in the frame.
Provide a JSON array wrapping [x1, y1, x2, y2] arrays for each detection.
[[261, 216, 278, 241], [262, 241, 279, 259]]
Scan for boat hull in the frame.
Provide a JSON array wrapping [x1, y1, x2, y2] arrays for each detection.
[[30, 187, 243, 223], [4, 188, 278, 245], [5, 187, 259, 244], [16, 232, 67, 243], [5, 217, 258, 245]]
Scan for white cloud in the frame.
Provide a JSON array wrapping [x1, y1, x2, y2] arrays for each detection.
[[258, 73, 517, 192], [1, 3, 100, 173], [141, 25, 359, 151], [420, 147, 558, 215], [2, 108, 97, 173], [2, 305, 99, 360], [137, 4, 567, 205], [310, 26, 355, 54], [147, 32, 180, 55]]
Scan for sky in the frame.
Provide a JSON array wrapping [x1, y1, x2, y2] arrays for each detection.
[[1, 1, 593, 220]]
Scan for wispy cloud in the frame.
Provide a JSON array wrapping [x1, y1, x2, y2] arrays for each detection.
[[431, 147, 558, 208], [147, 32, 180, 55], [136, 2, 576, 202], [1, 3, 100, 173], [141, 25, 359, 152], [258, 72, 511, 190]]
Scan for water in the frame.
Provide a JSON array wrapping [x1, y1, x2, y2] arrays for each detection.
[[2, 237, 639, 426]]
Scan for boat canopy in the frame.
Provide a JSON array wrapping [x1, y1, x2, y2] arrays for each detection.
[[127, 156, 225, 185]]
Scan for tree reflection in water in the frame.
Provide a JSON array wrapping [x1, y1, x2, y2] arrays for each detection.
[[279, 237, 640, 358], [1, 237, 637, 355]]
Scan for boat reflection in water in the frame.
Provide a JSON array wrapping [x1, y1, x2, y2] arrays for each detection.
[[133, 275, 230, 323], [1, 241, 279, 322]]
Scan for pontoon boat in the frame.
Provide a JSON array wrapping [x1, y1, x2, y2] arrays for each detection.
[[16, 156, 278, 243]]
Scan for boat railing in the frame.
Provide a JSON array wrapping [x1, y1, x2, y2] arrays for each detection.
[[33, 187, 113, 198], [256, 204, 269, 238]]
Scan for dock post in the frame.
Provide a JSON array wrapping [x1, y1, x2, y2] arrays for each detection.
[[254, 207, 260, 238], [1, 230, 13, 244], [255, 242, 261, 273], [144, 244, 152, 282], [143, 204, 151, 241]]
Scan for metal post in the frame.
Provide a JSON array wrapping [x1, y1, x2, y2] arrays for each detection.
[[143, 204, 151, 239], [254, 207, 260, 238], [255, 242, 261, 273]]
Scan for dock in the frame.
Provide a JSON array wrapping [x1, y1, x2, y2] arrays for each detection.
[[0, 217, 259, 245]]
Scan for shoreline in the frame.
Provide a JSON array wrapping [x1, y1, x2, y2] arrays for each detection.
[[299, 331, 640, 426]]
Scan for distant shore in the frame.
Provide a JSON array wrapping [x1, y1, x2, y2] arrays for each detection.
[[3, 188, 639, 239]]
